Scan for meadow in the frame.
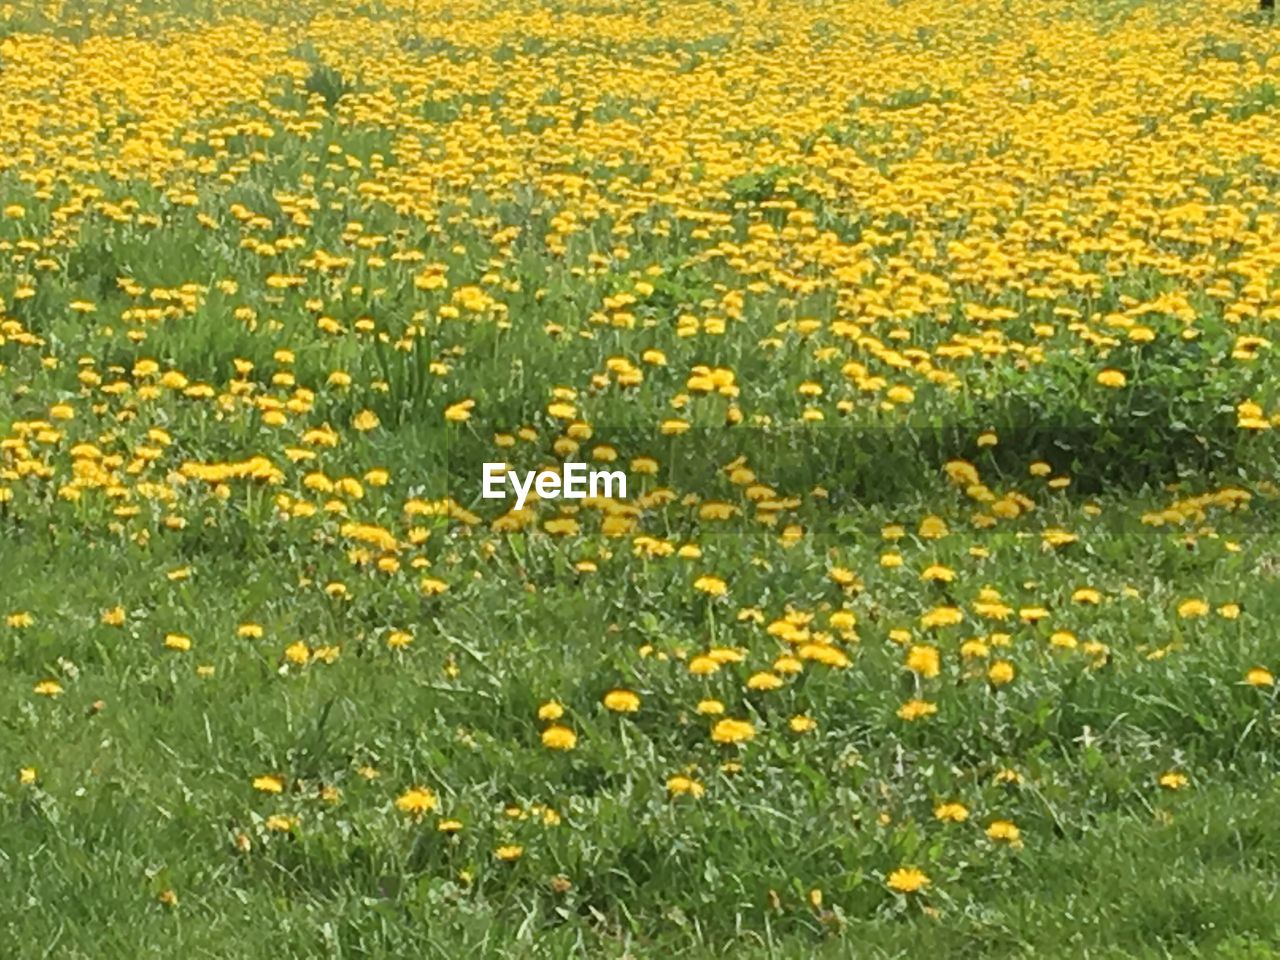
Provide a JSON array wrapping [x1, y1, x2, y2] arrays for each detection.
[[3, 0, 1280, 955]]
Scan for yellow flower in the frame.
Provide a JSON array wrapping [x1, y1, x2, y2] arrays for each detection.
[[944, 460, 980, 486], [918, 516, 948, 539], [602, 689, 641, 713], [1245, 667, 1275, 688], [352, 409, 380, 431], [920, 564, 955, 583], [797, 642, 851, 668], [494, 844, 524, 861], [666, 775, 705, 798], [1096, 368, 1127, 388], [886, 385, 914, 404], [920, 605, 963, 629], [934, 802, 969, 822], [283, 641, 310, 664], [896, 699, 937, 721], [1158, 771, 1189, 790], [444, 400, 475, 422], [437, 819, 464, 834], [987, 660, 1016, 686], [788, 714, 816, 734], [101, 606, 126, 626], [395, 787, 438, 816], [774, 655, 803, 675], [746, 671, 784, 691], [886, 867, 930, 894], [711, 718, 756, 744], [829, 566, 861, 589], [1177, 598, 1209, 619], [905, 644, 940, 678], [541, 725, 577, 751], [19, 767, 37, 785], [693, 574, 728, 596], [688, 655, 720, 675], [252, 775, 285, 794], [1049, 630, 1078, 650], [696, 699, 725, 715], [164, 633, 192, 652], [986, 819, 1022, 846], [537, 701, 565, 721], [33, 680, 63, 697]]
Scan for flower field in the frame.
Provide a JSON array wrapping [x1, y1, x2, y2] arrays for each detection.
[[3, 0, 1280, 955]]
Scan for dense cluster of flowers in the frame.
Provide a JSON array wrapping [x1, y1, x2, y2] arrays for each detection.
[[2, 0, 1279, 946]]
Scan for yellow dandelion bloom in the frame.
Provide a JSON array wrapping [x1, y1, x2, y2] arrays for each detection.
[[541, 725, 577, 751], [395, 787, 438, 816], [886, 867, 930, 894], [1245, 667, 1274, 688], [896, 699, 937, 721], [666, 775, 705, 798], [710, 718, 756, 744], [602, 689, 641, 712]]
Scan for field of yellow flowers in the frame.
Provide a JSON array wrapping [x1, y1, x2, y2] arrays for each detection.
[[3, 0, 1280, 955]]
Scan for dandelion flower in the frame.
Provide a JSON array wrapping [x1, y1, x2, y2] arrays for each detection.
[[747, 671, 783, 691], [986, 819, 1022, 846], [602, 689, 641, 712], [666, 775, 705, 798], [1177, 598, 1209, 619], [934, 802, 969, 822], [693, 574, 728, 596], [987, 660, 1016, 686], [788, 714, 816, 734], [711, 718, 755, 744], [886, 867, 930, 894], [905, 644, 940, 678], [896, 699, 937, 721], [252, 775, 285, 794], [164, 633, 192, 652], [395, 787, 438, 816], [1245, 667, 1273, 688], [541, 725, 577, 751]]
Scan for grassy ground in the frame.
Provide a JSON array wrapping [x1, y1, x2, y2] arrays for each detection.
[[3, 0, 1280, 955]]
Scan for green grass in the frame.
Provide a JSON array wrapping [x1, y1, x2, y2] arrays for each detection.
[[4, 0, 1280, 954]]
